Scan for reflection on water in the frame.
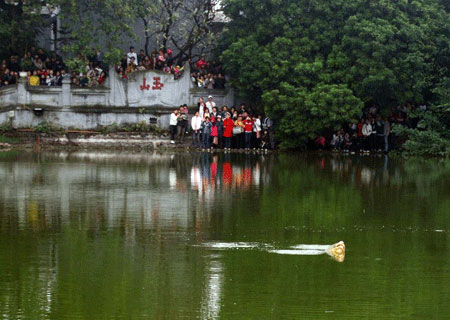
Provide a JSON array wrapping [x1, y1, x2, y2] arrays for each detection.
[[201, 254, 223, 320], [0, 151, 449, 319], [0, 151, 273, 234]]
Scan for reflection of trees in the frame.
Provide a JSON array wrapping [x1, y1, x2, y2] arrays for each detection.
[[317, 155, 450, 229], [0, 151, 277, 239], [1, 151, 450, 318]]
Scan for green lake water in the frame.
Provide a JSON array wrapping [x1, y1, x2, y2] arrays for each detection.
[[0, 150, 449, 319]]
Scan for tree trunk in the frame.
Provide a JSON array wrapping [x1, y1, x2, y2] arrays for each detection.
[[142, 17, 150, 56]]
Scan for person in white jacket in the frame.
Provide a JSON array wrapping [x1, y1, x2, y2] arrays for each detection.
[[205, 95, 216, 113], [127, 47, 138, 66], [362, 119, 373, 152], [169, 109, 179, 144], [191, 111, 202, 147]]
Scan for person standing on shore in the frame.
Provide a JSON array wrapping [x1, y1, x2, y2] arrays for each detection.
[[234, 116, 245, 149], [210, 119, 219, 149], [201, 117, 212, 150], [216, 115, 224, 149], [384, 117, 391, 153], [362, 118, 373, 152], [375, 115, 385, 152], [169, 109, 178, 144], [262, 116, 274, 149], [253, 115, 262, 149], [243, 115, 254, 150], [191, 111, 202, 148], [223, 112, 234, 151], [176, 110, 187, 144]]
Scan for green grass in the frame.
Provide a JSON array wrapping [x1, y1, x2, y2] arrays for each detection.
[[0, 135, 21, 145]]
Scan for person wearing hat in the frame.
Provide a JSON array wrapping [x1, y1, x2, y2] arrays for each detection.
[[205, 95, 216, 114]]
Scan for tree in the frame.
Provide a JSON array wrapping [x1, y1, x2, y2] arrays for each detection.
[[220, 0, 450, 149], [263, 83, 363, 148], [54, 0, 136, 65], [53, 0, 220, 65], [131, 0, 219, 62], [392, 105, 450, 156], [0, 0, 50, 58]]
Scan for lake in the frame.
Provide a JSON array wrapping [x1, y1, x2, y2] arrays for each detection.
[[0, 150, 449, 319]]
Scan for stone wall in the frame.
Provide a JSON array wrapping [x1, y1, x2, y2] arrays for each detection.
[[0, 65, 235, 129]]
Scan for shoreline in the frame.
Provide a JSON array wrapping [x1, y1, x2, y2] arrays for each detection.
[[1, 131, 446, 158], [0, 131, 276, 153]]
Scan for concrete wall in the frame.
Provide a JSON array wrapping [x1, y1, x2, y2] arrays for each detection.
[[4, 107, 159, 130], [0, 85, 18, 107], [0, 65, 235, 129]]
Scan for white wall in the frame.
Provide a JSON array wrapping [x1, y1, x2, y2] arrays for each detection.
[[0, 66, 235, 129]]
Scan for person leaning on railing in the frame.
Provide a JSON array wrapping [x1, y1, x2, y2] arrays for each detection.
[[29, 71, 40, 86]]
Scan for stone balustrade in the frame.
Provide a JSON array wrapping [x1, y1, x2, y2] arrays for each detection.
[[0, 65, 235, 129]]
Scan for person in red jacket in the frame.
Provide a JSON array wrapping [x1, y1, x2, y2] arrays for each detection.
[[223, 112, 234, 151], [243, 115, 254, 150]]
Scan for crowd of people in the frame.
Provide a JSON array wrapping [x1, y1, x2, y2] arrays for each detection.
[[0, 47, 107, 88], [2, 46, 226, 89], [116, 46, 226, 87], [316, 104, 424, 153], [190, 57, 226, 89], [116, 47, 185, 79], [169, 96, 275, 151]]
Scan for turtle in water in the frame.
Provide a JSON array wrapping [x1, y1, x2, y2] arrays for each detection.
[[326, 241, 346, 262]]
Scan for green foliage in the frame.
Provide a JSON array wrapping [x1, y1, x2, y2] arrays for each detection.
[[263, 83, 363, 148], [54, 0, 136, 65], [0, 0, 51, 58], [98, 122, 121, 134], [0, 135, 19, 144], [0, 121, 13, 133], [34, 121, 64, 134], [392, 105, 450, 156], [0, 1, 46, 57], [98, 122, 165, 135], [64, 57, 87, 75], [221, 0, 450, 149]]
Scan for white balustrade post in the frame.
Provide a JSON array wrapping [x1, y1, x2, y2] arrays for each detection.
[[61, 76, 71, 106], [17, 77, 28, 105]]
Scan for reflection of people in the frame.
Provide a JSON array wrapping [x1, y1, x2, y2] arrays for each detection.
[[222, 162, 232, 186]]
